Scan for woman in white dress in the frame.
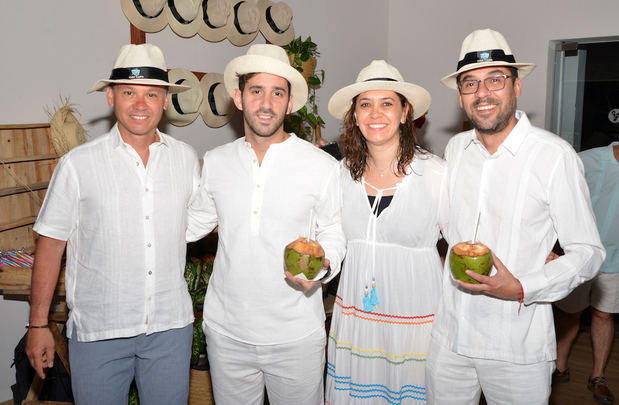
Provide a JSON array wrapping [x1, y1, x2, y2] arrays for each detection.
[[325, 60, 447, 404]]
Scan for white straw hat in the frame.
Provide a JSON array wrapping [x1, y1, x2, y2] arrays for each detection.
[[440, 28, 536, 90], [197, 0, 231, 42], [223, 43, 308, 112], [165, 68, 203, 126], [166, 0, 202, 38], [328, 60, 431, 121], [88, 44, 190, 93], [120, 0, 168, 33], [257, 0, 294, 46], [199, 72, 234, 127], [225, 0, 260, 46]]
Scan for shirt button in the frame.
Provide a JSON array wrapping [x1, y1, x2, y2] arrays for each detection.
[[147, 243, 152, 248], [145, 215, 150, 220], [253, 210, 258, 215], [136, 162, 139, 166], [256, 184, 260, 188], [145, 187, 149, 192], [148, 297, 152, 301], [148, 270, 152, 275], [253, 159, 257, 163]]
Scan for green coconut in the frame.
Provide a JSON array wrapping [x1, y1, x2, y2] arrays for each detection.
[[449, 241, 493, 284], [284, 237, 325, 280]]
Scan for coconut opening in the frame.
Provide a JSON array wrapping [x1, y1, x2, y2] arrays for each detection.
[[452, 241, 490, 257]]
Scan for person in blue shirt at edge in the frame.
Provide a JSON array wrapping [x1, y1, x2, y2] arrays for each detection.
[[553, 141, 619, 405], [426, 28, 606, 405], [186, 44, 346, 405]]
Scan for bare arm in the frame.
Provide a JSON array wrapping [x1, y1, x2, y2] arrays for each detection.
[[26, 235, 66, 379]]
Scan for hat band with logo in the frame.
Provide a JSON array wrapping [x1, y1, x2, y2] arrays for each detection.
[[109, 67, 169, 82], [457, 49, 516, 70]]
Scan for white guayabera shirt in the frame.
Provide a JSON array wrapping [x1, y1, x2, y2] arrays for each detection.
[[435, 111, 605, 363], [35, 124, 200, 342], [187, 134, 346, 345]]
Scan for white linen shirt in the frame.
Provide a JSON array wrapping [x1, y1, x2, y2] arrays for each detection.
[[187, 134, 346, 345], [434, 111, 605, 364], [34, 124, 200, 342], [579, 142, 619, 274]]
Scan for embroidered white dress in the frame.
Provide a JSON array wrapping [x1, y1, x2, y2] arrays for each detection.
[[326, 154, 447, 404]]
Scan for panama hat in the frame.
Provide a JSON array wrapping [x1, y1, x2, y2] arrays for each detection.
[[440, 28, 536, 90], [165, 68, 203, 126], [199, 73, 234, 127], [225, 0, 260, 46], [257, 0, 294, 46], [88, 44, 191, 93], [166, 0, 202, 38], [224, 43, 308, 112], [328, 60, 431, 121], [120, 0, 168, 33], [197, 0, 231, 42]]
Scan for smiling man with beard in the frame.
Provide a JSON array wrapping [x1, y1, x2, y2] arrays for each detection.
[[425, 29, 605, 404], [186, 44, 345, 405]]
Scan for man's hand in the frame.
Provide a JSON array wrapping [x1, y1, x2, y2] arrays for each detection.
[[26, 327, 55, 379], [284, 258, 330, 292], [457, 255, 522, 301]]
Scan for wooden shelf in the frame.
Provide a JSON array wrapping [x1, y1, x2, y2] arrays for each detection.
[[0, 265, 66, 296], [0, 154, 58, 164], [0, 182, 49, 197], [0, 216, 37, 232]]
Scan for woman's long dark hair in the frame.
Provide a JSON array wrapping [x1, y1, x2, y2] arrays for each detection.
[[340, 93, 424, 181]]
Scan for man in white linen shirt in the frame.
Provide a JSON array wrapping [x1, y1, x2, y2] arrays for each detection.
[[26, 44, 200, 405], [425, 28, 606, 405], [186, 44, 346, 405]]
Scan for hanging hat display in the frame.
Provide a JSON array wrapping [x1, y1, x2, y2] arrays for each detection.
[[257, 0, 294, 46], [199, 73, 234, 127], [120, 0, 168, 33], [198, 0, 231, 42], [225, 0, 260, 46], [165, 68, 204, 126]]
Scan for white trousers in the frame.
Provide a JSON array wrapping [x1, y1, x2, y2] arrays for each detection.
[[205, 325, 326, 405], [425, 340, 553, 405]]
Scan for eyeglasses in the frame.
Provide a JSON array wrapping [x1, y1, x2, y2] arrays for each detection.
[[458, 74, 514, 95]]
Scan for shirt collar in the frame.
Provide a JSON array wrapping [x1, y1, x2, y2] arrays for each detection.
[[110, 123, 168, 149], [463, 110, 530, 156]]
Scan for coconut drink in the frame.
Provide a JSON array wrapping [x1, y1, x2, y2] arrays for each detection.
[[449, 241, 493, 284], [284, 237, 325, 280]]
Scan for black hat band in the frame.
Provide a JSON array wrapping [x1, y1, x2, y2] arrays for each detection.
[[233, 1, 249, 34], [208, 83, 226, 116], [265, 6, 286, 34], [133, 0, 164, 18], [109, 67, 169, 83], [457, 49, 516, 71], [171, 79, 187, 114]]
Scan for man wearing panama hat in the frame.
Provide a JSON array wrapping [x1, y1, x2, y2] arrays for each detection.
[[187, 43, 345, 404], [26, 43, 201, 405], [426, 28, 605, 404]]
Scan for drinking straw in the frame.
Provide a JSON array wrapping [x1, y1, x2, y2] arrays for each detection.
[[307, 209, 314, 242], [472, 211, 481, 243]]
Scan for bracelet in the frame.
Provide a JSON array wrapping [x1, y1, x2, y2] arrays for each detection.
[[26, 324, 49, 329], [517, 284, 524, 315]]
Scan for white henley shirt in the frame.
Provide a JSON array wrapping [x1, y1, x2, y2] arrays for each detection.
[[187, 134, 346, 345]]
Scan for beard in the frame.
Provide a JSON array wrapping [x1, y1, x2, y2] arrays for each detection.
[[468, 96, 517, 135], [242, 101, 287, 138]]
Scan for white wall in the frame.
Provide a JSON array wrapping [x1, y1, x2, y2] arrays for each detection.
[[0, 0, 386, 400], [1, 0, 619, 401], [387, 0, 619, 154]]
